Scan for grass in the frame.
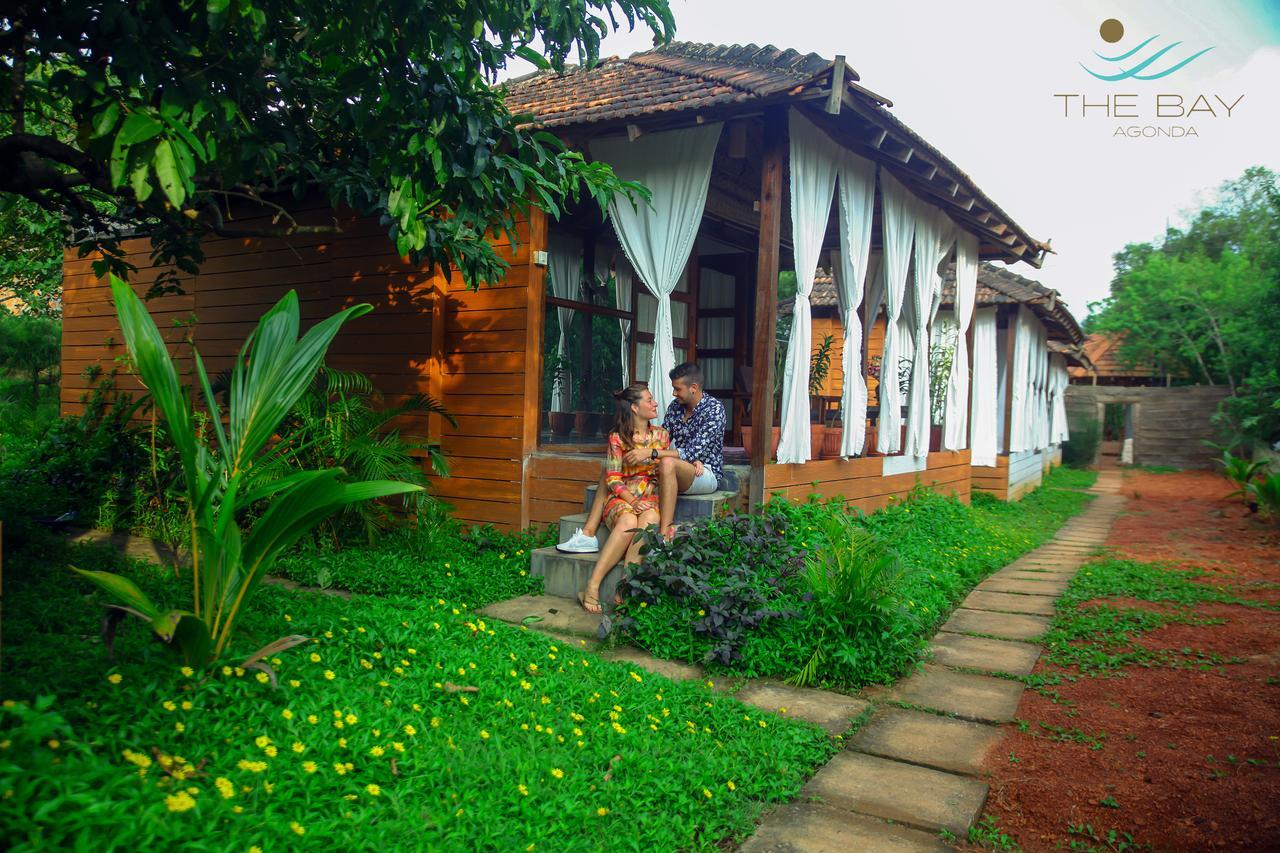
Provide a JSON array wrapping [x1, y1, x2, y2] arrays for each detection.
[[1046, 467, 1100, 490], [0, 533, 835, 851]]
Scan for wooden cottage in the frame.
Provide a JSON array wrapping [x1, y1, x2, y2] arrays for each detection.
[[60, 42, 1052, 530]]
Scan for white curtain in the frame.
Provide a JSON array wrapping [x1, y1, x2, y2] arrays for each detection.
[[547, 236, 580, 412], [777, 111, 841, 464], [943, 232, 978, 450], [830, 151, 877, 457], [970, 307, 999, 466], [1050, 354, 1070, 443], [1008, 306, 1033, 452], [876, 172, 916, 454], [1035, 327, 1050, 451], [613, 256, 634, 387], [591, 122, 723, 396], [906, 207, 955, 457]]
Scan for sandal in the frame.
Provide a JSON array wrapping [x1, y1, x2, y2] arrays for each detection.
[[577, 590, 603, 615]]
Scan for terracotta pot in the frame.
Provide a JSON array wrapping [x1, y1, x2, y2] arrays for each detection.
[[929, 425, 943, 453], [810, 424, 826, 458], [549, 411, 575, 437], [820, 426, 844, 459], [739, 426, 781, 461]]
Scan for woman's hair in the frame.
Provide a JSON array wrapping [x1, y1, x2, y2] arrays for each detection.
[[609, 382, 650, 451]]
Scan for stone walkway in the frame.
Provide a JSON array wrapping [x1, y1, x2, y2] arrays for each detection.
[[481, 472, 1124, 850]]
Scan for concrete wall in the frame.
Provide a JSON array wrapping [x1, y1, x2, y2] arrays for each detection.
[[1064, 385, 1230, 469]]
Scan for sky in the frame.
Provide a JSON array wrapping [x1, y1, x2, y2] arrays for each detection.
[[499, 0, 1280, 320]]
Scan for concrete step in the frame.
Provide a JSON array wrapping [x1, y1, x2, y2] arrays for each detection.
[[530, 546, 627, 607], [582, 484, 739, 520], [556, 513, 612, 551]]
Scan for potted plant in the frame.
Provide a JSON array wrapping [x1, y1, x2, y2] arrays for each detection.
[[545, 353, 575, 437], [573, 377, 601, 438], [808, 334, 834, 456]]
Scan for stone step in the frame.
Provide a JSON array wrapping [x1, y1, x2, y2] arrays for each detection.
[[741, 802, 950, 852], [941, 608, 1051, 642], [480, 593, 601, 638], [882, 665, 1024, 725], [852, 707, 1005, 777], [733, 681, 870, 737], [582, 484, 739, 520], [557, 513, 612, 550], [529, 546, 627, 607]]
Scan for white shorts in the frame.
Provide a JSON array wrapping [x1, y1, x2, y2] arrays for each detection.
[[683, 468, 719, 495]]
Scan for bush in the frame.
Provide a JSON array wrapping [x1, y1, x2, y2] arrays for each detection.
[[1062, 417, 1101, 468], [620, 472, 1094, 688]]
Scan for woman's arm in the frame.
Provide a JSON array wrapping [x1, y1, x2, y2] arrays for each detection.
[[605, 434, 638, 504]]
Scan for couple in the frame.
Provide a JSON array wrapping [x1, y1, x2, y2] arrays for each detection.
[[561, 362, 727, 614]]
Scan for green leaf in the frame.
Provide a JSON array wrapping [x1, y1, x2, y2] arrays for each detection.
[[154, 139, 186, 208], [71, 568, 162, 621], [116, 113, 164, 147], [514, 46, 553, 71], [129, 163, 153, 202], [207, 0, 230, 12], [92, 102, 122, 138]]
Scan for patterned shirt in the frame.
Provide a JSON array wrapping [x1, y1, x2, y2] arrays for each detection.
[[662, 393, 726, 480]]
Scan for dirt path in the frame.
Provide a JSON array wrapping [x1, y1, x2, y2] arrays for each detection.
[[974, 469, 1280, 851]]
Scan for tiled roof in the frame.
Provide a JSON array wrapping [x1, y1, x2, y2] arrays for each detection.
[[1068, 333, 1167, 379], [505, 42, 848, 129], [1048, 339, 1094, 371]]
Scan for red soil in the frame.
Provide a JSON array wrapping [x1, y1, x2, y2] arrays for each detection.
[[975, 470, 1280, 851]]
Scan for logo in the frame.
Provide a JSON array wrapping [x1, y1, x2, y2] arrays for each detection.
[[1081, 17, 1215, 82]]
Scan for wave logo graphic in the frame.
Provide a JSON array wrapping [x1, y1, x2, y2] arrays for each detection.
[[1082, 17, 1214, 82]]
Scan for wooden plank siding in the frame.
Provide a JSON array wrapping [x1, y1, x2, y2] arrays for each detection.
[[60, 203, 548, 531], [525, 454, 601, 528], [970, 455, 1011, 501], [763, 450, 971, 515], [971, 450, 1043, 502]]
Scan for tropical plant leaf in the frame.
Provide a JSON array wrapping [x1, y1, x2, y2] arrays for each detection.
[[72, 567, 163, 621]]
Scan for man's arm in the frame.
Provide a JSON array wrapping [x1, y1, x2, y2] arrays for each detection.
[[675, 401, 725, 465]]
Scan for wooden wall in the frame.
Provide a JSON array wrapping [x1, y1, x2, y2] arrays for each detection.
[[60, 202, 549, 531], [972, 450, 1044, 502], [525, 453, 599, 527], [763, 449, 971, 515], [1064, 385, 1230, 469], [970, 456, 1009, 499]]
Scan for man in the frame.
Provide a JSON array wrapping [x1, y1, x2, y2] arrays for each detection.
[[558, 362, 727, 552]]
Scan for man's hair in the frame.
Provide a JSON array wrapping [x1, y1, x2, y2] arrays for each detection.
[[669, 362, 703, 388]]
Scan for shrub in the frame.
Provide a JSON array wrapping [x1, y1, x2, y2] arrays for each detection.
[[1062, 417, 1101, 467], [1247, 472, 1280, 521]]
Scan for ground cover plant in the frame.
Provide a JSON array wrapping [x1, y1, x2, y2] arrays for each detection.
[[620, 468, 1096, 688], [0, 530, 835, 852], [273, 506, 553, 608]]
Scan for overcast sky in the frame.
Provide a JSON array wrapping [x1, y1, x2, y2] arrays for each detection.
[[500, 0, 1280, 320]]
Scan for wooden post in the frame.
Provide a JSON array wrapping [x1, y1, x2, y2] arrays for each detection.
[[1000, 305, 1015, 456], [519, 207, 550, 530], [749, 107, 786, 510]]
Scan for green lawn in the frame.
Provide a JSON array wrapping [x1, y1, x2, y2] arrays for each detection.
[[0, 532, 834, 851]]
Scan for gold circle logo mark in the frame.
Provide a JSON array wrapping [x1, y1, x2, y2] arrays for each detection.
[[1099, 18, 1125, 43]]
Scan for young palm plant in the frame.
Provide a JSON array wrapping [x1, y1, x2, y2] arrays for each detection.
[[1218, 450, 1270, 506], [74, 277, 422, 670]]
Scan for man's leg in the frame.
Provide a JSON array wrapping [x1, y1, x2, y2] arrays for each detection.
[[657, 455, 697, 538]]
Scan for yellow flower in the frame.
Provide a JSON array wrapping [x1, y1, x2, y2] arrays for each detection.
[[309, 653, 321, 663], [727, 780, 736, 791], [180, 666, 194, 677], [107, 674, 122, 685], [338, 738, 347, 749], [263, 746, 277, 757], [164, 791, 196, 812], [306, 715, 319, 725], [255, 736, 272, 749], [288, 679, 300, 688], [237, 760, 268, 773], [518, 784, 529, 796], [333, 762, 348, 775], [479, 730, 490, 740], [291, 742, 305, 754], [215, 777, 235, 799], [181, 701, 193, 711], [122, 749, 152, 769], [302, 761, 318, 773], [407, 648, 417, 655], [162, 700, 177, 712], [597, 807, 609, 816], [702, 788, 713, 799], [365, 783, 381, 797], [250, 847, 262, 853], [281, 709, 294, 720], [290, 822, 306, 836], [404, 725, 417, 736], [323, 670, 336, 681], [550, 768, 564, 779], [233, 805, 244, 814], [361, 659, 373, 670], [345, 713, 358, 725], [370, 746, 385, 757], [254, 672, 269, 684], [174, 723, 185, 733]]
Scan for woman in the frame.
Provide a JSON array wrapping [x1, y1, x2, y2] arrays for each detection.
[[578, 382, 668, 614]]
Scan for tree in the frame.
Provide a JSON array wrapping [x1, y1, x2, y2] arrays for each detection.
[[0, 199, 62, 317], [0, 311, 60, 401], [1, 1, 674, 295]]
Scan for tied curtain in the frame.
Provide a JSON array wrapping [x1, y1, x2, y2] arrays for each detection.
[[1050, 354, 1071, 444], [906, 207, 955, 458], [877, 172, 917, 454], [547, 236, 580, 412], [943, 232, 979, 450], [590, 123, 723, 396], [613, 256, 634, 387], [1008, 306, 1034, 453], [829, 151, 878, 457], [777, 110, 841, 464], [970, 307, 999, 466], [1035, 326, 1051, 450]]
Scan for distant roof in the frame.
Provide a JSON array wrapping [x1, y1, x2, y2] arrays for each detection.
[[781, 262, 1084, 345], [1068, 333, 1168, 380], [504, 42, 1048, 268]]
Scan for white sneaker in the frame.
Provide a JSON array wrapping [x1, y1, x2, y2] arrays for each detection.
[[557, 528, 599, 554]]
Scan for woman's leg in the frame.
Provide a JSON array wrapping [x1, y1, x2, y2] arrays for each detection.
[[581, 468, 609, 537], [625, 509, 661, 567], [581, 513, 637, 614]]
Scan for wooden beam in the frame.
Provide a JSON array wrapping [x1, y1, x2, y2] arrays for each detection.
[[869, 127, 888, 149], [826, 55, 847, 115], [728, 121, 748, 158], [519, 206, 550, 530], [749, 106, 786, 510]]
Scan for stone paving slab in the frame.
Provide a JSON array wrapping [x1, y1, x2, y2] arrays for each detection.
[[942, 608, 1051, 641], [852, 707, 1006, 776], [599, 645, 703, 681], [735, 682, 869, 736], [929, 632, 1041, 675], [964, 589, 1057, 616], [978, 577, 1070, 596], [480, 594, 599, 638], [884, 666, 1025, 724], [740, 802, 950, 852], [992, 570, 1077, 583], [802, 751, 988, 836]]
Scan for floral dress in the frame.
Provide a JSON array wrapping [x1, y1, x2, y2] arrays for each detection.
[[603, 426, 670, 529]]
